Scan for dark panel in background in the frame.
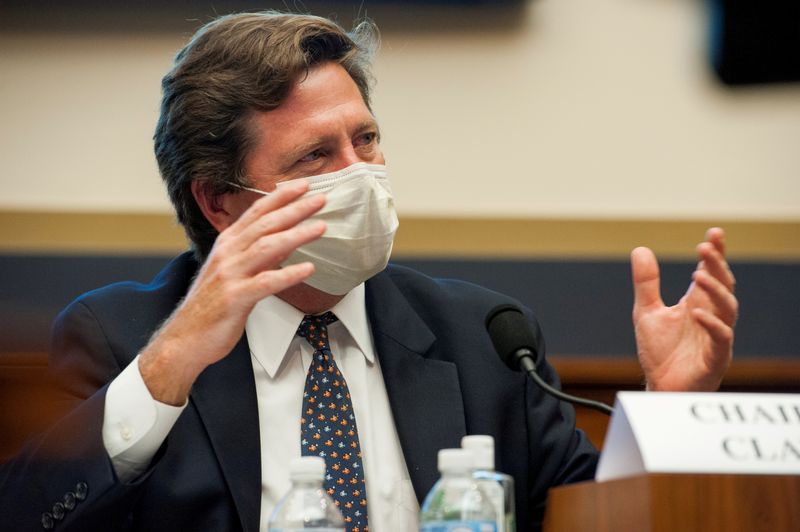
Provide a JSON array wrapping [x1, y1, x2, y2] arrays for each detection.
[[709, 0, 800, 85], [0, 0, 528, 34], [5, 0, 799, 83], [394, 258, 799, 358], [1, 254, 797, 357], [0, 255, 171, 353]]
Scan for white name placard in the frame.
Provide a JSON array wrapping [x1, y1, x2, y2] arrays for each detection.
[[595, 392, 800, 482]]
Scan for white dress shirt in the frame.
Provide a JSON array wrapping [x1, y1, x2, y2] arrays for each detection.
[[102, 283, 419, 531]]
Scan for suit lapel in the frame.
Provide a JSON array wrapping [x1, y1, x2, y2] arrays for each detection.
[[366, 271, 467, 503], [190, 336, 261, 532]]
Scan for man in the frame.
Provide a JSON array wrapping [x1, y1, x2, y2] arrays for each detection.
[[0, 11, 737, 532]]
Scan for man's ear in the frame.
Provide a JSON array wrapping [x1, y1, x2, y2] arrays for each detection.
[[191, 180, 239, 233]]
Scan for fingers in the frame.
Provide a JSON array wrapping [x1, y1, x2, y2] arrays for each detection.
[[249, 262, 316, 299], [236, 219, 327, 276], [705, 227, 726, 257], [692, 269, 739, 326], [696, 240, 736, 293], [631, 246, 664, 315], [235, 191, 326, 251], [214, 177, 327, 275], [226, 178, 311, 240], [692, 308, 734, 358]]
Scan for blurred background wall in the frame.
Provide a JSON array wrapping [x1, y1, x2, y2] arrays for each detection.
[[2, 0, 799, 218], [0, 0, 798, 357]]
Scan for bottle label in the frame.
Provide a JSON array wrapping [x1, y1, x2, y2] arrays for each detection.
[[420, 522, 497, 532]]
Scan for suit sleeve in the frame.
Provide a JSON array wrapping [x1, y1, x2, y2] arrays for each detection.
[[0, 300, 161, 532], [522, 312, 599, 529]]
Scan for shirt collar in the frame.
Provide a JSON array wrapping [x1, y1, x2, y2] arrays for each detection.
[[245, 283, 374, 378]]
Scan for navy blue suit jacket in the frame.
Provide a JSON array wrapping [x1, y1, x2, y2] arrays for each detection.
[[0, 253, 597, 531]]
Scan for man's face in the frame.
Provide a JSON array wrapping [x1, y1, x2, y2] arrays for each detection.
[[225, 61, 384, 216]]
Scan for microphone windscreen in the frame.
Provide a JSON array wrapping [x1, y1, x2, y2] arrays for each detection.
[[485, 304, 539, 371]]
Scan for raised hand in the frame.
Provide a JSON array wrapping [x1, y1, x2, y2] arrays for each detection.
[[139, 179, 326, 404], [631, 228, 738, 391]]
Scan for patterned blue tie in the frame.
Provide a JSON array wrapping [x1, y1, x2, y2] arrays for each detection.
[[298, 312, 369, 532]]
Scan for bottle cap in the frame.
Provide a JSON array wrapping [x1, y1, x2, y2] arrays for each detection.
[[461, 435, 495, 470], [437, 448, 475, 473], [289, 456, 326, 482]]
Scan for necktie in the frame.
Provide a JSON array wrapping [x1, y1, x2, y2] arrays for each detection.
[[298, 312, 369, 532]]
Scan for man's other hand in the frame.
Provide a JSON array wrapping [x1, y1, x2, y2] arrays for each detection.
[[632, 227, 738, 392]]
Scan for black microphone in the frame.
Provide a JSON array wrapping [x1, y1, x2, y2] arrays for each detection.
[[485, 304, 614, 416]]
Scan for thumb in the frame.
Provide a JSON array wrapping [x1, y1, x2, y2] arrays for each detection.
[[631, 246, 663, 313]]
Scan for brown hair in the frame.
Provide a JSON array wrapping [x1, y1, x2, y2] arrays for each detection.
[[154, 11, 378, 259]]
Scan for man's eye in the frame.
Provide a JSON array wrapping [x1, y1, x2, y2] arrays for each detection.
[[355, 132, 377, 146], [298, 149, 324, 163]]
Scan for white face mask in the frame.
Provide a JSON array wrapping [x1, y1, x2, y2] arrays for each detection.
[[230, 162, 399, 295]]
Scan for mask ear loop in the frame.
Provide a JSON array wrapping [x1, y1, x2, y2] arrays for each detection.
[[226, 181, 272, 196]]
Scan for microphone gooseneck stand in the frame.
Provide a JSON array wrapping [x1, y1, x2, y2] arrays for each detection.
[[486, 304, 614, 416]]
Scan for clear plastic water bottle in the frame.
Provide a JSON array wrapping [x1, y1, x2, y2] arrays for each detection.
[[419, 448, 497, 532], [461, 435, 516, 532], [268, 456, 345, 532]]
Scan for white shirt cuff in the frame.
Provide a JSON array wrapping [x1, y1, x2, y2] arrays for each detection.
[[103, 355, 186, 481]]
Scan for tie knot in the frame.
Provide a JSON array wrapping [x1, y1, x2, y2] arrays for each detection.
[[296, 311, 339, 344]]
